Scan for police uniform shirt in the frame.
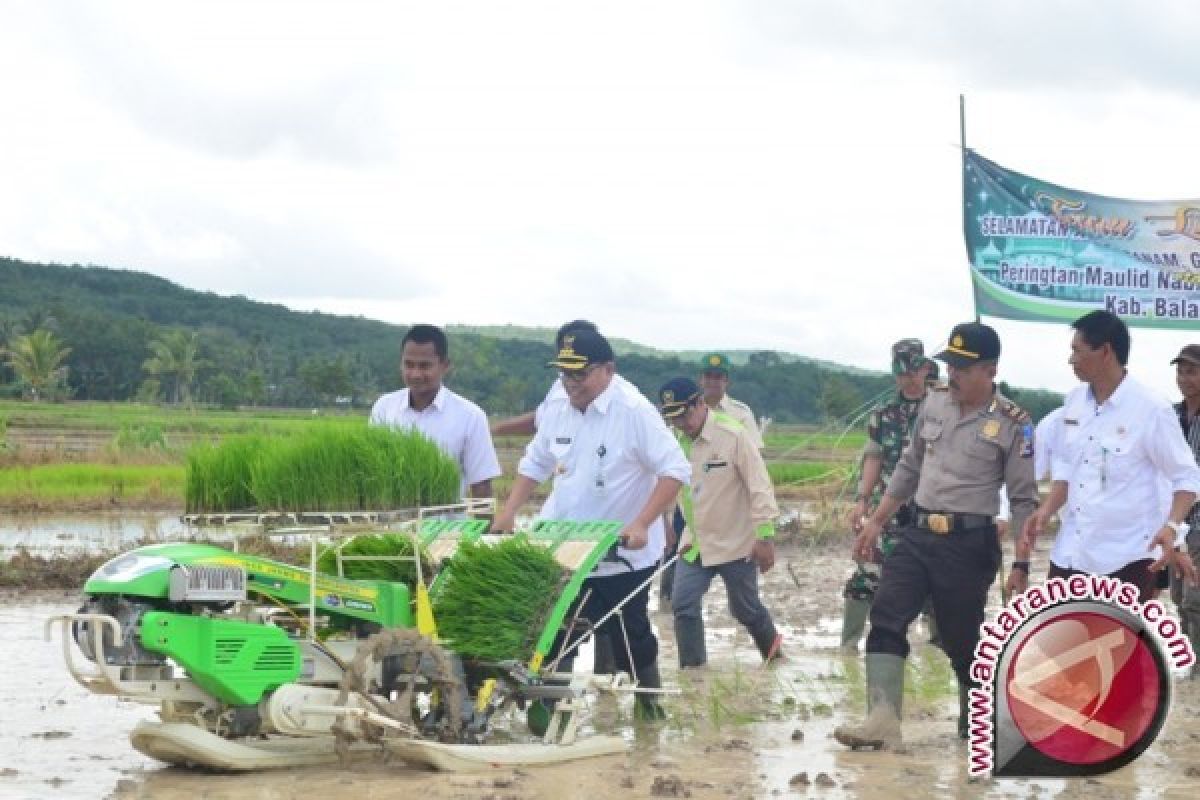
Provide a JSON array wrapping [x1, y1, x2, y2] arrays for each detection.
[[885, 387, 1037, 536], [716, 395, 764, 450], [1050, 375, 1200, 575], [679, 410, 778, 566], [370, 385, 503, 494], [519, 377, 691, 576]]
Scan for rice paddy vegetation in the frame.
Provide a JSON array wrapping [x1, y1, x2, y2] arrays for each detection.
[[432, 536, 565, 662], [0, 401, 865, 511], [0, 463, 184, 511], [0, 398, 331, 437], [315, 533, 429, 587], [186, 423, 461, 513]]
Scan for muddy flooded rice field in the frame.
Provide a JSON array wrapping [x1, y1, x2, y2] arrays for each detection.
[[2, 523, 1198, 799]]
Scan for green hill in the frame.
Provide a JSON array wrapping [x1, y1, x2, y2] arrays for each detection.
[[0, 257, 1061, 422]]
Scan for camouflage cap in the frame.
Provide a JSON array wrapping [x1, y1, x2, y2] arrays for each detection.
[[891, 338, 928, 376]]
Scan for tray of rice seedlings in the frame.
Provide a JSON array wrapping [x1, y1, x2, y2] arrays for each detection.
[[185, 435, 266, 512], [316, 532, 431, 587], [186, 421, 461, 513], [432, 536, 567, 663]]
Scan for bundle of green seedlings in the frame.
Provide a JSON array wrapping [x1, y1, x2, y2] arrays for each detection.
[[433, 536, 566, 662], [185, 422, 461, 512], [185, 435, 265, 512], [316, 532, 430, 587]]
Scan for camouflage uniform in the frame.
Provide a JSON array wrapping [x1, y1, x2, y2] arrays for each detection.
[[843, 391, 923, 600]]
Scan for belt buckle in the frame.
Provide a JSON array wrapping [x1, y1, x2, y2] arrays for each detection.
[[927, 513, 951, 535]]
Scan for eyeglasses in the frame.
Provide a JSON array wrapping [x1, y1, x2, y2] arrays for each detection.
[[560, 365, 599, 383]]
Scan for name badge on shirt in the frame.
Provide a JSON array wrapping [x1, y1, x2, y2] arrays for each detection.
[[703, 460, 728, 472], [555, 437, 572, 445]]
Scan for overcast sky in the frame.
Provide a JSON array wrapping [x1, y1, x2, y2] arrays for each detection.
[[4, 1, 1200, 399]]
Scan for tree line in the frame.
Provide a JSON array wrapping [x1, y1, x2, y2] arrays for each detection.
[[0, 257, 1063, 422]]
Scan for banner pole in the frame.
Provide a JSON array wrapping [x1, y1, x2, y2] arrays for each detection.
[[960, 93, 980, 322]]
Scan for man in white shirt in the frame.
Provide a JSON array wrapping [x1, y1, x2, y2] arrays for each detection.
[[369, 324, 502, 500], [1033, 406, 1064, 482], [492, 329, 690, 717], [490, 319, 642, 435], [1016, 311, 1199, 600]]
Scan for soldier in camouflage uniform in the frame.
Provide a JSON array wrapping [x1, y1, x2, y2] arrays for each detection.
[[840, 339, 933, 651]]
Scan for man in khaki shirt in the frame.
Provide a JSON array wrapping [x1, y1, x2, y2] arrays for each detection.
[[661, 353, 767, 608], [834, 322, 1037, 749], [658, 377, 782, 668], [699, 353, 764, 450]]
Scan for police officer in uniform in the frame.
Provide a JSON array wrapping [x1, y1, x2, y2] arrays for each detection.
[[841, 339, 933, 651], [834, 322, 1037, 748]]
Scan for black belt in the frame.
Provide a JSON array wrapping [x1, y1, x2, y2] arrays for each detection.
[[915, 508, 993, 535]]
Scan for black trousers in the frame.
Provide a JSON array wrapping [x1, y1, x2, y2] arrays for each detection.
[[865, 523, 1001, 683], [555, 564, 659, 677]]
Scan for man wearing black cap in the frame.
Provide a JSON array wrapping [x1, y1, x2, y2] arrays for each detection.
[[1019, 311, 1199, 601], [490, 320, 643, 437], [492, 330, 690, 717], [840, 338, 933, 652], [658, 377, 783, 668], [834, 321, 1038, 749], [1170, 344, 1200, 676]]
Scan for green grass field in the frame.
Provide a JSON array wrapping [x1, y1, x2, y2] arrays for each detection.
[[0, 463, 185, 509], [0, 399, 354, 436]]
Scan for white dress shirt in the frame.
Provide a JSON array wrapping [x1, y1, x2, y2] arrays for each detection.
[[369, 385, 502, 494], [1050, 375, 1200, 575], [534, 373, 640, 430], [1034, 406, 1064, 481], [519, 377, 690, 576]]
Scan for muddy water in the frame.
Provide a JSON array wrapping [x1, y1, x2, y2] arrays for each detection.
[[0, 512, 191, 557], [4, 537, 1199, 799]]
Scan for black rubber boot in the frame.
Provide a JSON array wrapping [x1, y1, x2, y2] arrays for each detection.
[[633, 662, 667, 721]]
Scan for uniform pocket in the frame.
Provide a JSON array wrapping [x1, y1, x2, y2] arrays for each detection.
[[966, 436, 1001, 464]]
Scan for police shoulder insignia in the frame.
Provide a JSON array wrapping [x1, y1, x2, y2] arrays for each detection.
[[998, 397, 1031, 425]]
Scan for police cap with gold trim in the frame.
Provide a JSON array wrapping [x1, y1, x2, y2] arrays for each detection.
[[935, 322, 1001, 368], [547, 329, 615, 370], [658, 377, 702, 419]]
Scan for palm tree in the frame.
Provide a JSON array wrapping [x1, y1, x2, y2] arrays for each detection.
[[3, 328, 72, 401], [143, 330, 202, 404]]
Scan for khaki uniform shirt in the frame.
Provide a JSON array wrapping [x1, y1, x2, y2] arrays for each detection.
[[715, 395, 764, 450], [679, 410, 779, 566], [885, 387, 1037, 537]]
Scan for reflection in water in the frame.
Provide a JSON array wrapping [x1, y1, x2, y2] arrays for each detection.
[[0, 512, 192, 557]]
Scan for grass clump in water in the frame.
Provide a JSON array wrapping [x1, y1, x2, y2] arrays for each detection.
[[432, 536, 565, 662], [185, 422, 461, 512]]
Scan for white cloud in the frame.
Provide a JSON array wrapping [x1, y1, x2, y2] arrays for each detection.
[[2, 1, 1199, 400]]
